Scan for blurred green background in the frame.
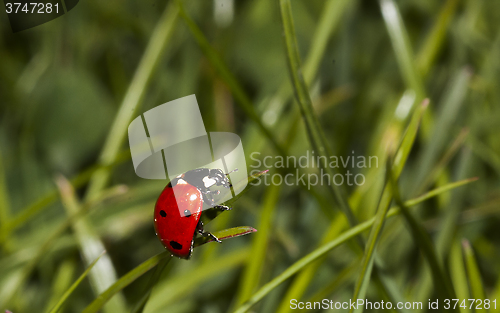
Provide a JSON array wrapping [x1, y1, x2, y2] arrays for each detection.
[[1, 0, 500, 312]]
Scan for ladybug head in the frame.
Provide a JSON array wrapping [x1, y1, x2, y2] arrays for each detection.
[[208, 168, 232, 188]]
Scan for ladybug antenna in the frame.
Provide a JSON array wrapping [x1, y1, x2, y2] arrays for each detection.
[[225, 168, 238, 176]]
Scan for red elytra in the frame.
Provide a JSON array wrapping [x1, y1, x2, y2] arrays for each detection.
[[154, 182, 203, 259], [154, 168, 233, 259]]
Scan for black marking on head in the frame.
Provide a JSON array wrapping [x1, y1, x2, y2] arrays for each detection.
[[208, 168, 232, 188], [184, 209, 191, 217], [160, 210, 167, 217], [180, 168, 232, 197], [170, 241, 182, 250]]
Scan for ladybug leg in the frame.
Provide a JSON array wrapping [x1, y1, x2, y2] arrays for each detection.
[[206, 190, 220, 196], [202, 196, 231, 211], [197, 220, 222, 243], [200, 189, 230, 211], [225, 168, 238, 175], [201, 190, 220, 207], [202, 195, 216, 207], [214, 204, 231, 211]]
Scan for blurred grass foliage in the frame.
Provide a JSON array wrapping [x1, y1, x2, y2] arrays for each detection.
[[1, 0, 500, 312]]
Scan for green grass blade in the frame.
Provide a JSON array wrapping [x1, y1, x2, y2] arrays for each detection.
[[0, 191, 58, 245], [255, 0, 352, 120], [43, 260, 76, 313], [412, 68, 471, 194], [380, 0, 425, 102], [0, 150, 130, 245], [416, 0, 459, 77], [174, 0, 286, 157], [490, 279, 500, 313], [82, 252, 170, 313], [405, 177, 478, 207], [416, 148, 474, 300], [373, 271, 412, 313], [389, 166, 456, 301], [0, 270, 22, 309], [462, 239, 487, 301], [420, 128, 469, 192], [57, 176, 127, 313], [350, 100, 428, 313], [275, 214, 347, 313], [467, 134, 500, 176], [1, 184, 126, 306], [449, 239, 471, 313], [350, 168, 391, 313], [145, 249, 249, 313], [278, 0, 356, 225], [278, 0, 326, 153], [85, 3, 179, 200], [2, 212, 82, 306], [302, 0, 351, 84], [232, 177, 476, 313], [277, 100, 429, 313], [393, 100, 429, 177], [248, 0, 352, 157], [48, 251, 106, 313], [129, 257, 171, 313], [0, 153, 12, 250], [235, 220, 371, 313], [235, 184, 281, 306], [306, 259, 360, 304], [362, 0, 458, 215]]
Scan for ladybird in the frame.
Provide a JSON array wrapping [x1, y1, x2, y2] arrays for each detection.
[[154, 168, 234, 259]]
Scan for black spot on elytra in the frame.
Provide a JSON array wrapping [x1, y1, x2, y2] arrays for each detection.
[[160, 210, 166, 217], [184, 209, 191, 217], [170, 241, 182, 250]]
